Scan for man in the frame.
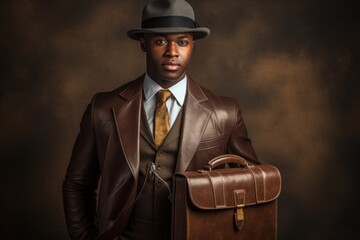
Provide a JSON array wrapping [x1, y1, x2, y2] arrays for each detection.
[[63, 0, 259, 239]]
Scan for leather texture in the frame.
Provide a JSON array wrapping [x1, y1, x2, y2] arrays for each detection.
[[172, 154, 281, 240], [63, 75, 259, 240]]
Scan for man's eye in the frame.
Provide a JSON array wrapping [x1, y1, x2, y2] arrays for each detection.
[[178, 40, 189, 46], [178, 40, 190, 47], [155, 39, 167, 45]]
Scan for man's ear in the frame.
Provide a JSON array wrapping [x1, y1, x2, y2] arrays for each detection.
[[139, 37, 146, 52]]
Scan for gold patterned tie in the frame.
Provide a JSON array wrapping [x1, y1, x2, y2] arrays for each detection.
[[154, 90, 172, 147]]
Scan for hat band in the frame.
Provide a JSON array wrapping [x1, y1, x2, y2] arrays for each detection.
[[142, 16, 199, 29]]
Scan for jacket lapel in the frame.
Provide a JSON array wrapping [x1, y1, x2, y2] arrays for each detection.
[[112, 76, 211, 174], [176, 78, 211, 172], [113, 76, 143, 179]]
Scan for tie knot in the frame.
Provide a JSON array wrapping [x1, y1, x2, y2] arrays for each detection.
[[156, 90, 172, 103]]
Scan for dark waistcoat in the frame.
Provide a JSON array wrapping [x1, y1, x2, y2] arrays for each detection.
[[119, 108, 183, 240]]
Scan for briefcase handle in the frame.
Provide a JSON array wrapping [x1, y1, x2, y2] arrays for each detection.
[[203, 154, 249, 171]]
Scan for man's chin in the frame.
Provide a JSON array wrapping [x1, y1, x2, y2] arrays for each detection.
[[159, 73, 186, 82], [160, 77, 179, 82]]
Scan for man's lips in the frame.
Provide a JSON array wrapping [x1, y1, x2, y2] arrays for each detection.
[[162, 62, 181, 71]]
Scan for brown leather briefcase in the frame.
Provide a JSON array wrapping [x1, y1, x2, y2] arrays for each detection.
[[171, 154, 281, 240]]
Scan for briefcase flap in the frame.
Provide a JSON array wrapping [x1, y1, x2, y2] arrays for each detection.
[[175, 165, 281, 210]]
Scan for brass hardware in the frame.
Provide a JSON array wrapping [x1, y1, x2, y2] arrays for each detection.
[[236, 207, 244, 221], [234, 207, 245, 230]]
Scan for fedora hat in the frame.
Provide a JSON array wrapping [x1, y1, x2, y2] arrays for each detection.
[[127, 0, 210, 40]]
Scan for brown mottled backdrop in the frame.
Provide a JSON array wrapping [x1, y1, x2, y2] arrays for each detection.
[[1, 0, 359, 239]]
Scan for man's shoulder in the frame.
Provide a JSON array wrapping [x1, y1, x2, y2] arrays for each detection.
[[91, 75, 144, 105], [189, 78, 238, 109], [99, 75, 143, 96], [189, 80, 240, 129], [202, 85, 235, 102]]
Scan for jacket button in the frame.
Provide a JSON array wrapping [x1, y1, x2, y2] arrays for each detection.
[[156, 181, 162, 187], [157, 151, 163, 157], [156, 164, 162, 170]]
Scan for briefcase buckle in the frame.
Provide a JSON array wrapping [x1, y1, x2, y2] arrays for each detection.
[[234, 189, 245, 230], [234, 206, 245, 230], [236, 207, 244, 220]]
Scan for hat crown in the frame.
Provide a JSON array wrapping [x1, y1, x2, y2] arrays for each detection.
[[127, 0, 210, 41], [142, 0, 195, 21]]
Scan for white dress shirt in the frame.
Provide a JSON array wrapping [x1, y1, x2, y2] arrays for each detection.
[[143, 73, 187, 135]]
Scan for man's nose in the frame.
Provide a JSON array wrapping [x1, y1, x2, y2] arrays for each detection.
[[165, 42, 179, 57]]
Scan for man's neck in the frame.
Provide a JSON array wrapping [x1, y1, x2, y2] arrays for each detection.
[[146, 73, 186, 89]]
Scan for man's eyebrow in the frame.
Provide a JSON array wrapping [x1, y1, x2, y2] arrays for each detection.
[[157, 34, 190, 38], [176, 35, 192, 40], [179, 35, 191, 38]]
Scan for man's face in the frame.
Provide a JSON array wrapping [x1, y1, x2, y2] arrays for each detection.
[[140, 33, 194, 87]]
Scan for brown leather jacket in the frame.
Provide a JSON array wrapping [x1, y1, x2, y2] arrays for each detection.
[[63, 75, 259, 240]]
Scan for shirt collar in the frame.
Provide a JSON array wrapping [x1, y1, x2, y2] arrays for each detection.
[[143, 73, 187, 106]]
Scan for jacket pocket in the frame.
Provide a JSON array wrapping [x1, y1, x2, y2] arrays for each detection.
[[197, 135, 224, 150]]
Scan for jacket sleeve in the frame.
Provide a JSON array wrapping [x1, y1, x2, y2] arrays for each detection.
[[63, 97, 100, 240], [227, 100, 261, 165]]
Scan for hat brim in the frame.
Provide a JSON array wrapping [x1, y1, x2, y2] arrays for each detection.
[[127, 27, 210, 40]]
